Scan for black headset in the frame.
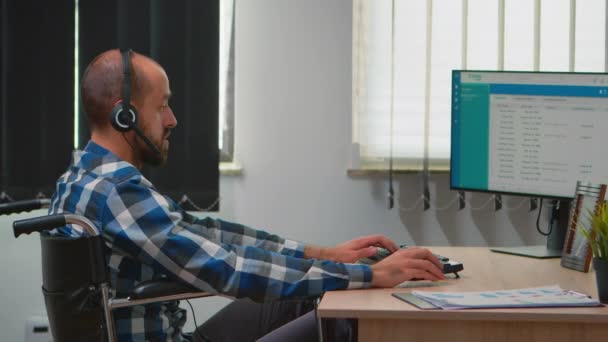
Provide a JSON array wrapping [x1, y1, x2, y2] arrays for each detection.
[[109, 49, 161, 155], [110, 49, 138, 132]]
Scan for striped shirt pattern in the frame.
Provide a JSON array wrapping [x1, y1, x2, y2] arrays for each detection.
[[49, 141, 372, 341]]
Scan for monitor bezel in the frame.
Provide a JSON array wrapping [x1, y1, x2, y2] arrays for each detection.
[[449, 69, 608, 200]]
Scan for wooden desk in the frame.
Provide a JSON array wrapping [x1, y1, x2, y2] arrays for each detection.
[[318, 247, 608, 342]]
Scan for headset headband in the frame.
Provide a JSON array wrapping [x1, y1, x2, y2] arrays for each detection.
[[121, 49, 132, 113]]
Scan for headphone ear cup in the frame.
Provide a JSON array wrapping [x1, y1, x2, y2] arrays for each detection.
[[110, 104, 138, 132]]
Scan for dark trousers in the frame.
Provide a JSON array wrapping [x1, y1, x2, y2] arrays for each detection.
[[191, 298, 354, 342]]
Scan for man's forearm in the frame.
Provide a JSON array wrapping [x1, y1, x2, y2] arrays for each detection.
[[304, 244, 331, 260]]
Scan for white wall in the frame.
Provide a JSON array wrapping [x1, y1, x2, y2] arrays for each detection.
[[0, 0, 550, 340], [228, 0, 547, 247]]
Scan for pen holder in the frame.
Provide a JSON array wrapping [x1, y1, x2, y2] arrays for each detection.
[[593, 258, 608, 304]]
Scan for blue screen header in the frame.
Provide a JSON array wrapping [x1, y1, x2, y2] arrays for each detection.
[[489, 84, 608, 97]]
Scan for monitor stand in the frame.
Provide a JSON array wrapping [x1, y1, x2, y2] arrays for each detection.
[[490, 199, 571, 259]]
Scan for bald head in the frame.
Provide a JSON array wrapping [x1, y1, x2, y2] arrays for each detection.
[[81, 49, 176, 168], [81, 49, 158, 132]]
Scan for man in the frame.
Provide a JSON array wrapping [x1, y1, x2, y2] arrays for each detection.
[[50, 49, 445, 341]]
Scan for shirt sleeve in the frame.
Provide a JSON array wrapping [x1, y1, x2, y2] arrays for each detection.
[[102, 178, 372, 300], [182, 213, 306, 258]]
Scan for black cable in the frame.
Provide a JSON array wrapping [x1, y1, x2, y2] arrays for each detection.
[[535, 198, 553, 236], [185, 299, 211, 342]]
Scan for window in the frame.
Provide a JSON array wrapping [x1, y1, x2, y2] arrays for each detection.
[[74, 0, 221, 209], [1, 0, 75, 201], [73, 0, 236, 165], [352, 0, 606, 171], [219, 0, 236, 164], [1, 0, 223, 207]]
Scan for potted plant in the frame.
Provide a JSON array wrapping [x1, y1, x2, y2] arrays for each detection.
[[580, 202, 608, 304]]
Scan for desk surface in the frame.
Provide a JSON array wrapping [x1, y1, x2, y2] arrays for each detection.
[[318, 246, 608, 323]]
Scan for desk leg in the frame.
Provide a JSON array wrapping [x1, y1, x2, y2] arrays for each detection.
[[319, 318, 358, 342], [319, 318, 340, 342], [319, 318, 327, 342], [315, 297, 323, 342]]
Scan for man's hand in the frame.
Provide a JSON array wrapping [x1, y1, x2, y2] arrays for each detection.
[[313, 235, 399, 263], [370, 247, 445, 287]]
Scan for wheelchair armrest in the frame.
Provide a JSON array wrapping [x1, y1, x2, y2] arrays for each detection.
[[0, 198, 50, 215], [130, 279, 201, 300], [13, 213, 99, 237]]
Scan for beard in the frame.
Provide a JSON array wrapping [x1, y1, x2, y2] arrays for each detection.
[[137, 132, 170, 167]]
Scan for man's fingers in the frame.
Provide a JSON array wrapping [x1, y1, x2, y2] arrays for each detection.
[[377, 236, 399, 252], [356, 246, 378, 259], [371, 249, 449, 287], [351, 235, 398, 252], [403, 258, 445, 280], [407, 269, 442, 281], [399, 247, 443, 269], [350, 235, 385, 248]]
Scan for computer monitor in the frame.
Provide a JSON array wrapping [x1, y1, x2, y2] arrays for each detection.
[[450, 70, 608, 257]]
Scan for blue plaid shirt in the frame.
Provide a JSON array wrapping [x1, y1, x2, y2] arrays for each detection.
[[49, 141, 372, 341]]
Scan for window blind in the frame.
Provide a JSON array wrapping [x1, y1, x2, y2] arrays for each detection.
[[352, 0, 606, 171]]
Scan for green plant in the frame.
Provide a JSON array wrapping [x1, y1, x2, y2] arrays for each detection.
[[580, 202, 608, 260]]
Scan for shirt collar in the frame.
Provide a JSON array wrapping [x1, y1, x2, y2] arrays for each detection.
[[83, 140, 119, 159]]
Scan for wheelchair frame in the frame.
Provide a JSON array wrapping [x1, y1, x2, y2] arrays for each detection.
[[3, 199, 213, 342]]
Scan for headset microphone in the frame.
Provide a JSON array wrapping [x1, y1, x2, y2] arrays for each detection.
[[110, 49, 162, 156], [130, 121, 162, 155]]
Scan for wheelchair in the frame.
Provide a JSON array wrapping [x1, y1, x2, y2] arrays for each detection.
[[1, 199, 213, 342]]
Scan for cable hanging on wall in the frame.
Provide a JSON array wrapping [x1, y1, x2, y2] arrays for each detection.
[[0, 191, 15, 204], [504, 197, 532, 211], [432, 195, 460, 211], [398, 193, 486, 212], [398, 195, 425, 213], [178, 194, 221, 212], [397, 192, 540, 213], [466, 195, 496, 211]]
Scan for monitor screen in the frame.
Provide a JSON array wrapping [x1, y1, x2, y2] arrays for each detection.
[[451, 70, 608, 199]]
